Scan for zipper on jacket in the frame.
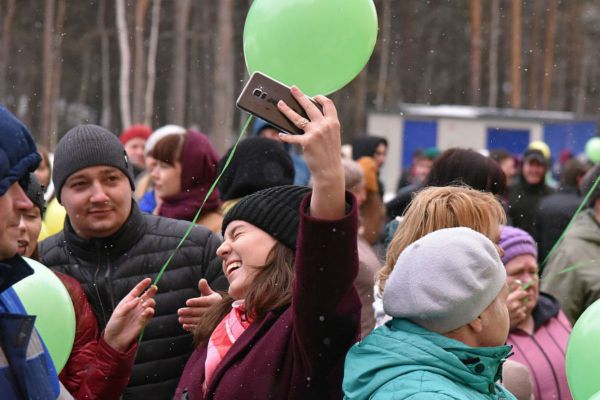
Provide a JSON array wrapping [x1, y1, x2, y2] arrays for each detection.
[[93, 261, 109, 327]]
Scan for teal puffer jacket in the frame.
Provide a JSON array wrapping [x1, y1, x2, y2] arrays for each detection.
[[343, 319, 516, 400]]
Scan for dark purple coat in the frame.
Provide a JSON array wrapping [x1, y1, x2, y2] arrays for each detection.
[[174, 194, 361, 400]]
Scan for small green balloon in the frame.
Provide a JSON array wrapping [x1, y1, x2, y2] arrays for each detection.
[[13, 258, 76, 373], [566, 298, 600, 399], [585, 137, 600, 164], [243, 0, 378, 96]]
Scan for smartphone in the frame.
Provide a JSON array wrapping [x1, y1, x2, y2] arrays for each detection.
[[236, 71, 321, 135]]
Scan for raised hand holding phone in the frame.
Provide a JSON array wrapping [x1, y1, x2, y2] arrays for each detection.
[[277, 86, 345, 220]]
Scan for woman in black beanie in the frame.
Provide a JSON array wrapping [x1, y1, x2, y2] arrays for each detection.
[[175, 87, 360, 400]]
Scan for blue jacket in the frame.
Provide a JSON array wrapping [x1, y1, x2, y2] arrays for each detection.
[[0, 255, 62, 399], [343, 319, 516, 400]]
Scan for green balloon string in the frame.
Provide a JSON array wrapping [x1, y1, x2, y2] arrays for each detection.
[[136, 115, 254, 347], [542, 171, 600, 275]]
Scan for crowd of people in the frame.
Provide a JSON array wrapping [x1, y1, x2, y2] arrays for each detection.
[[0, 84, 597, 399]]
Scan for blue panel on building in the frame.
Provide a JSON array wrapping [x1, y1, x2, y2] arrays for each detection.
[[487, 128, 530, 155], [402, 120, 437, 168], [543, 122, 597, 159]]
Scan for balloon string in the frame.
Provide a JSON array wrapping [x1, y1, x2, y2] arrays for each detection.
[[542, 172, 600, 273], [136, 115, 253, 347]]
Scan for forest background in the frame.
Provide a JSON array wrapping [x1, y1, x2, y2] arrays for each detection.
[[0, 0, 595, 153]]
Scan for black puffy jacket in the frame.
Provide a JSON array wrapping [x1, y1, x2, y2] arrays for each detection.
[[39, 202, 227, 399]]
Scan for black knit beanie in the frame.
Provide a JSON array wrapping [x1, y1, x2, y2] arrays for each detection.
[[222, 185, 311, 250], [23, 173, 46, 217], [53, 125, 135, 202], [218, 137, 294, 201]]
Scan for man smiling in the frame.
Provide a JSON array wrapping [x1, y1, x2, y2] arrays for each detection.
[[39, 125, 226, 399]]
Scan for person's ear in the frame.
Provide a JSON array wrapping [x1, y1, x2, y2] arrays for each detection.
[[467, 315, 484, 334]]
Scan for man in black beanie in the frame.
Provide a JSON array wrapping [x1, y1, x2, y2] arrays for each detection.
[[39, 124, 227, 399]]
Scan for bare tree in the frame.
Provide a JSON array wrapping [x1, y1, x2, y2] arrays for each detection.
[[168, 0, 191, 125], [132, 0, 150, 124], [374, 0, 391, 111], [488, 0, 500, 107], [0, 0, 15, 103], [510, 0, 522, 109], [470, 0, 482, 105], [144, 0, 161, 126], [116, 0, 132, 129], [527, 0, 543, 109], [541, 0, 557, 110], [211, 0, 234, 153], [49, 0, 65, 148], [98, 0, 112, 128], [40, 0, 56, 148]]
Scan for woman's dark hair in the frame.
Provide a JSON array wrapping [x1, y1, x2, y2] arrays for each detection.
[[150, 134, 185, 166], [425, 148, 506, 195], [351, 136, 388, 160], [193, 242, 295, 346]]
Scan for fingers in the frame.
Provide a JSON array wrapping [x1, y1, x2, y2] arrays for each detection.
[[290, 86, 323, 121], [126, 278, 153, 300], [141, 285, 158, 303], [314, 95, 337, 119], [198, 279, 214, 297], [277, 100, 309, 133], [278, 131, 303, 145]]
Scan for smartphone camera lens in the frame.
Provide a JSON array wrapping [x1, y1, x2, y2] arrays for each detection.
[[253, 89, 262, 97], [260, 92, 267, 100]]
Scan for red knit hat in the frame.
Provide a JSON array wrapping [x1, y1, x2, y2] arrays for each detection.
[[120, 124, 152, 144]]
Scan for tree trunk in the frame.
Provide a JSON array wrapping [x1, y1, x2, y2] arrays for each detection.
[[470, 0, 482, 105], [527, 0, 543, 109], [144, 0, 161, 127], [116, 0, 132, 129], [168, 0, 191, 125], [49, 0, 65, 148], [0, 0, 15, 103], [488, 0, 500, 107], [211, 0, 234, 154], [132, 0, 150, 124], [541, 0, 557, 110], [77, 47, 92, 105], [98, 0, 111, 128], [510, 0, 522, 109], [374, 0, 391, 111], [40, 0, 56, 148]]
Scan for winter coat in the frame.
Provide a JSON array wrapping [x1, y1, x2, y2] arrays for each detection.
[[541, 208, 600, 324], [56, 271, 137, 400], [508, 175, 554, 238], [343, 319, 516, 400], [174, 193, 361, 400], [533, 186, 582, 267], [507, 293, 572, 400], [0, 255, 66, 399], [39, 202, 227, 399]]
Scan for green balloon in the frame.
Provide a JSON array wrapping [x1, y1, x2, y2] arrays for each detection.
[[13, 257, 76, 373], [566, 299, 600, 399], [585, 137, 600, 164], [589, 391, 600, 400], [243, 0, 378, 96]]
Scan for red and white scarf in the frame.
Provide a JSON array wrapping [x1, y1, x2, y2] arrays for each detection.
[[203, 301, 252, 393]]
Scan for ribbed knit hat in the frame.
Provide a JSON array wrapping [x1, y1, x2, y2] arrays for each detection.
[[24, 173, 46, 217], [383, 227, 506, 333], [119, 124, 152, 145], [53, 125, 134, 202], [218, 137, 294, 201], [222, 185, 311, 250], [0, 106, 40, 196], [499, 225, 537, 265]]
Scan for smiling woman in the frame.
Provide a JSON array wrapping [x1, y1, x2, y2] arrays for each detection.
[[175, 87, 361, 400]]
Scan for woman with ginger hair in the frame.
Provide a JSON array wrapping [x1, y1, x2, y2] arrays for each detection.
[[374, 185, 507, 326]]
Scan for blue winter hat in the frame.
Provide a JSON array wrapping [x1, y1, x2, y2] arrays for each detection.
[[0, 106, 41, 196], [251, 118, 276, 137]]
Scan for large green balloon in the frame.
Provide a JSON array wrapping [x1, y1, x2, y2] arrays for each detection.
[[590, 391, 600, 400], [13, 257, 76, 373], [243, 0, 378, 96], [585, 137, 600, 164], [566, 298, 600, 399]]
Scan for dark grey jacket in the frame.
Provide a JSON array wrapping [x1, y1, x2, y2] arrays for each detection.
[[39, 202, 227, 399]]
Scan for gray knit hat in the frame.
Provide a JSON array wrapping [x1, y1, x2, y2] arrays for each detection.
[[53, 124, 134, 202], [383, 227, 506, 333], [222, 185, 311, 250], [580, 163, 600, 207]]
